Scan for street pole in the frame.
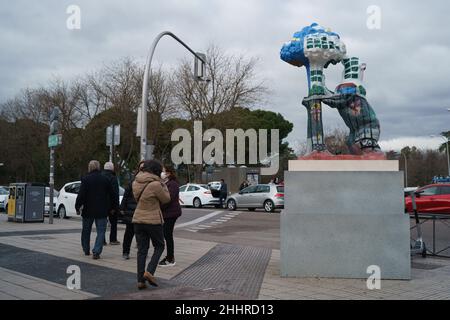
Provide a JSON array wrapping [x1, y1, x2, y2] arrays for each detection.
[[111, 125, 115, 164], [401, 153, 408, 188], [48, 106, 60, 224], [446, 138, 450, 177], [140, 31, 207, 161], [49, 147, 54, 224]]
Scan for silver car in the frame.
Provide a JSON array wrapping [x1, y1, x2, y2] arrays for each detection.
[[226, 184, 284, 213]]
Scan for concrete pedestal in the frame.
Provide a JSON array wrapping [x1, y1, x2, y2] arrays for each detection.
[[281, 160, 411, 280]]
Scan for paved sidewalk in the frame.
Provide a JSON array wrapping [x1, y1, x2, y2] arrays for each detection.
[[0, 267, 97, 300], [258, 250, 450, 300]]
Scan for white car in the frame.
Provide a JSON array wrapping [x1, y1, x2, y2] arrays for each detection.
[[0, 186, 8, 212], [44, 187, 59, 216], [57, 181, 124, 218], [208, 181, 222, 191], [179, 183, 220, 208]]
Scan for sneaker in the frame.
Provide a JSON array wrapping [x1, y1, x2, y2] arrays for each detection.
[[122, 253, 130, 260], [93, 254, 100, 260], [110, 241, 121, 245], [159, 257, 176, 267], [84, 252, 91, 256]]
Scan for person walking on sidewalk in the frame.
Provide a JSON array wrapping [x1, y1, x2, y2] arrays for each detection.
[[159, 165, 182, 267], [75, 160, 118, 260], [132, 160, 170, 290], [102, 162, 120, 246], [120, 161, 144, 260]]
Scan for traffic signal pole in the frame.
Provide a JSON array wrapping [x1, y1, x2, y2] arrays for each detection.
[[49, 147, 55, 224], [48, 106, 61, 224]]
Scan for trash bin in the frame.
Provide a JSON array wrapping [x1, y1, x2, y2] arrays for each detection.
[[7, 183, 45, 223]]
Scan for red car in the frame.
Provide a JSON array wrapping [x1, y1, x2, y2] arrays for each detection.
[[405, 184, 450, 214]]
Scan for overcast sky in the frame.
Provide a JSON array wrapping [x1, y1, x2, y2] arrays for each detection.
[[1, 0, 449, 151]]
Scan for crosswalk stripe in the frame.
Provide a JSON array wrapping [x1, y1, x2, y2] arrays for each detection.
[[175, 210, 223, 229]]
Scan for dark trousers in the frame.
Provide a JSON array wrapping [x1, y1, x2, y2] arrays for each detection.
[[134, 223, 165, 282], [81, 217, 107, 256], [163, 218, 178, 261], [219, 193, 227, 207], [108, 214, 118, 242], [122, 223, 135, 255]]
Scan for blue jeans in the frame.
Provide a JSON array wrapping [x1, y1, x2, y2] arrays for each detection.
[[81, 217, 107, 255]]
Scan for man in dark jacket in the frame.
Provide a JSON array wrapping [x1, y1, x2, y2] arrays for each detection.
[[102, 162, 120, 245], [76, 160, 118, 259], [219, 179, 228, 208]]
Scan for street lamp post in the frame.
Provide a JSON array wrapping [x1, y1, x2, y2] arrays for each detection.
[[401, 153, 408, 187], [139, 31, 207, 161], [445, 137, 450, 177]]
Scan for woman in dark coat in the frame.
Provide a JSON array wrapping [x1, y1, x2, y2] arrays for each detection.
[[159, 165, 182, 266], [120, 161, 144, 260]]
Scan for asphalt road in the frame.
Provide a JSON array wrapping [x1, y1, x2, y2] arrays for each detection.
[[3, 207, 449, 257], [176, 208, 450, 257], [175, 207, 281, 250]]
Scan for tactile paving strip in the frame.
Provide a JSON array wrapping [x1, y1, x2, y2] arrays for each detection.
[[171, 243, 271, 299]]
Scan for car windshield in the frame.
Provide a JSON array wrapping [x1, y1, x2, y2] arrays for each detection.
[[420, 187, 439, 196], [276, 186, 284, 193], [45, 187, 59, 197], [200, 185, 209, 190], [0, 187, 8, 195]]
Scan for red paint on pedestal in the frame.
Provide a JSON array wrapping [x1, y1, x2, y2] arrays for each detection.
[[299, 150, 387, 160]]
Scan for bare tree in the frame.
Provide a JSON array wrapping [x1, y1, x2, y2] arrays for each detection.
[[324, 127, 349, 155], [173, 45, 267, 122]]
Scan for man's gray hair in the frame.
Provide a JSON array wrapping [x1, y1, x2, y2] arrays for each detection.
[[104, 161, 114, 171], [88, 160, 100, 173]]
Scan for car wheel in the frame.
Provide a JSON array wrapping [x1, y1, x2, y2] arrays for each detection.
[[193, 197, 202, 208], [264, 200, 275, 213], [58, 205, 67, 219], [248, 208, 256, 211], [227, 199, 237, 211]]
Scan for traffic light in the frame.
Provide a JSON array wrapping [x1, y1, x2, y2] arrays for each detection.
[[49, 107, 60, 135]]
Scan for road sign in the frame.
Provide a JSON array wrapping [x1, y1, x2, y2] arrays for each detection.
[[48, 134, 62, 148], [49, 107, 60, 135], [106, 125, 120, 146]]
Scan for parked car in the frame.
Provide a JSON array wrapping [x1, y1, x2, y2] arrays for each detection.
[[0, 186, 8, 212], [179, 183, 220, 208], [57, 181, 124, 218], [226, 184, 284, 213], [404, 183, 450, 214], [404, 187, 418, 197], [44, 187, 59, 216]]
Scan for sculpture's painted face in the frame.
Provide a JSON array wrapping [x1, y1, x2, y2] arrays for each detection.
[[349, 98, 362, 116]]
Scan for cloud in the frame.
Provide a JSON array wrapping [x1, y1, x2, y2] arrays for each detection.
[[379, 136, 444, 151], [0, 0, 449, 151]]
